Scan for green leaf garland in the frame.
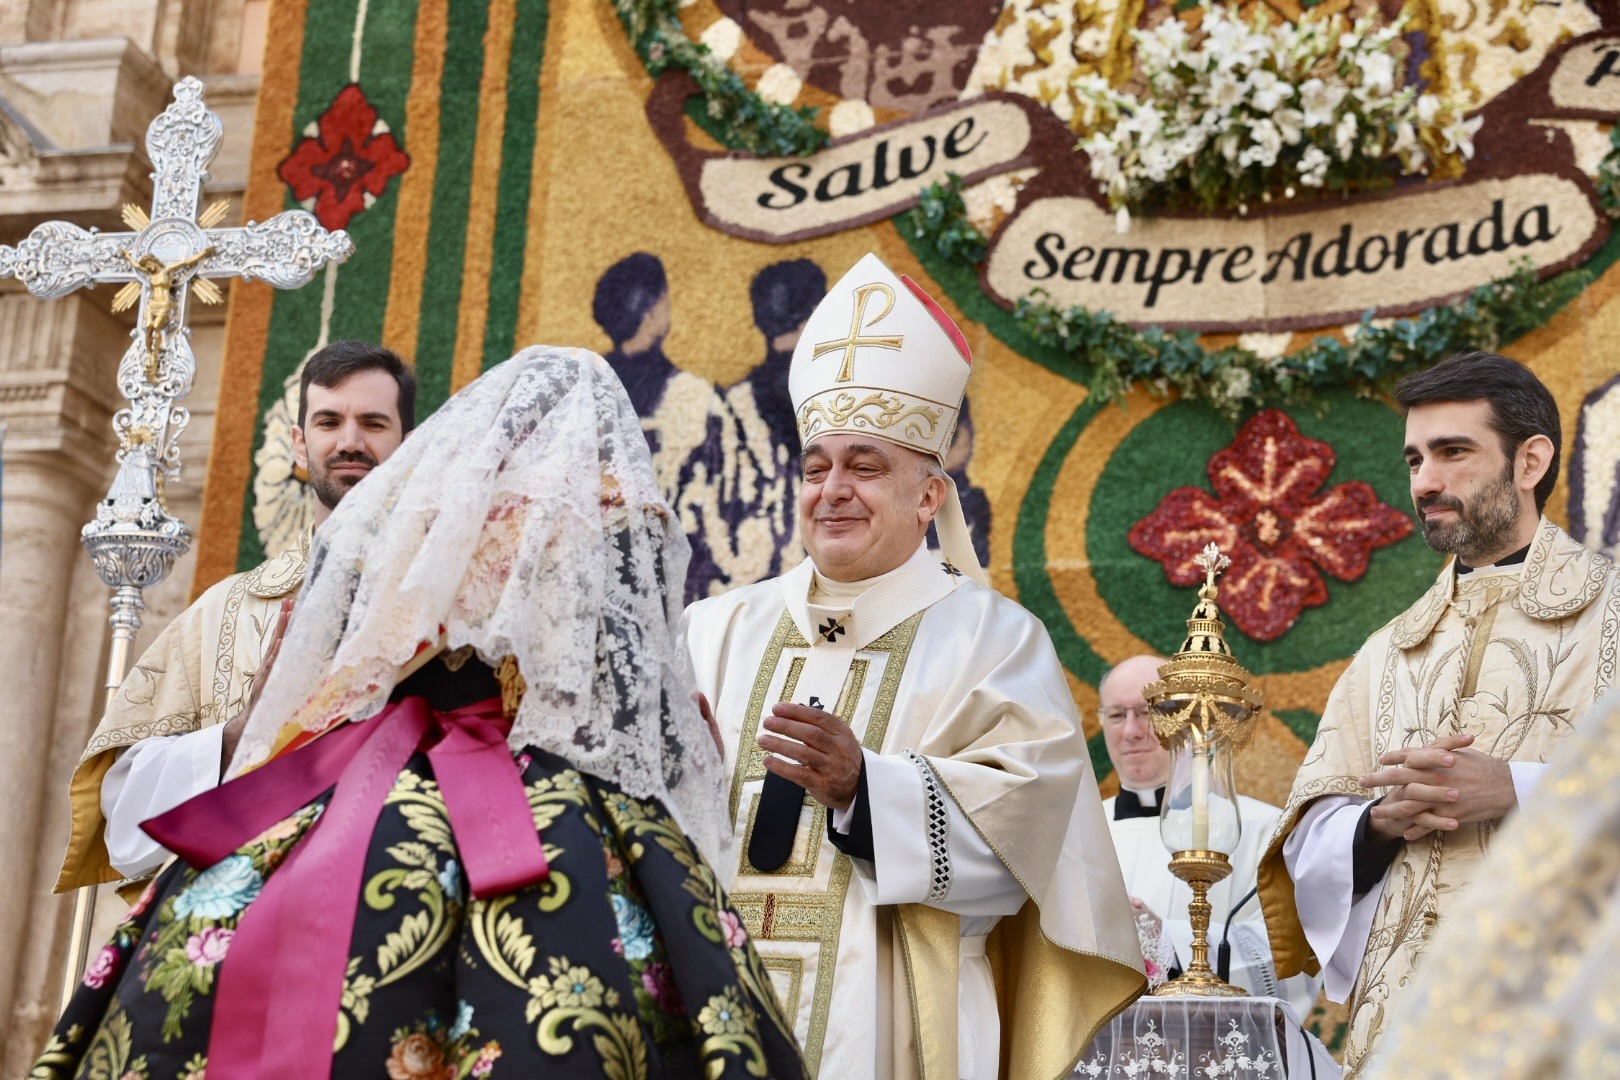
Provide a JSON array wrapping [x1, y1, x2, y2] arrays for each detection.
[[609, 0, 828, 158], [603, 7, 1599, 415]]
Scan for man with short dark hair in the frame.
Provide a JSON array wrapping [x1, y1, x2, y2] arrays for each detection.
[[1257, 351, 1620, 1075], [55, 340, 414, 890], [295, 339, 417, 520]]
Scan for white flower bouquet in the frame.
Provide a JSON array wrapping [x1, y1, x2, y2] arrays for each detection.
[[1074, 3, 1482, 223]]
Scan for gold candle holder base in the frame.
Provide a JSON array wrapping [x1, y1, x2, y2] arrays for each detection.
[[1151, 849, 1248, 998]]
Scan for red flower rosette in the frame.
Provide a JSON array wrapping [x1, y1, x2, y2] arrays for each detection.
[[278, 84, 409, 231], [1129, 409, 1412, 641]]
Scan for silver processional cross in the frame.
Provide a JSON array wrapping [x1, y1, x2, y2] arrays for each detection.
[[0, 75, 353, 1006]]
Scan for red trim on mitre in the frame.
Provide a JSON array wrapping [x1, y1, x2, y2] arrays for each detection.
[[900, 274, 972, 367]]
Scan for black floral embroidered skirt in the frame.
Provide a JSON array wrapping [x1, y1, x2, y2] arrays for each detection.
[[35, 747, 804, 1080]]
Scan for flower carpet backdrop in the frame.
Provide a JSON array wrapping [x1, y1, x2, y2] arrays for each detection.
[[196, 0, 1620, 1048]]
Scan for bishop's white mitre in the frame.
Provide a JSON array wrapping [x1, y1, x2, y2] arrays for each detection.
[[790, 252, 986, 584]]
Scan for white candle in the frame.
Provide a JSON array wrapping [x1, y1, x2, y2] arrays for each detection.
[[1191, 735, 1210, 850]]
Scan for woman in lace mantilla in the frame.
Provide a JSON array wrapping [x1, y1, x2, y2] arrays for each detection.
[[34, 347, 805, 1080]]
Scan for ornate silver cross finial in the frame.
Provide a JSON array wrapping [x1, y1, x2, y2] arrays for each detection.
[[6, 77, 356, 1009], [0, 76, 353, 597]]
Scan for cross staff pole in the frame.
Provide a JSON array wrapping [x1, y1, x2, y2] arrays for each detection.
[[0, 76, 353, 1011]]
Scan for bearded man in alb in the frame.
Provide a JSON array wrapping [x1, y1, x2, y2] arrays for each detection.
[[1257, 352, 1620, 1075], [685, 253, 1145, 1080], [55, 342, 415, 890]]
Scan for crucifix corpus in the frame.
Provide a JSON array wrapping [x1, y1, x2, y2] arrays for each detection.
[[0, 75, 354, 1008]]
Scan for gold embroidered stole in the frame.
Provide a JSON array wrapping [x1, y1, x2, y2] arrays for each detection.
[[1338, 573, 1577, 1072], [56, 535, 309, 892], [727, 607, 923, 1074]]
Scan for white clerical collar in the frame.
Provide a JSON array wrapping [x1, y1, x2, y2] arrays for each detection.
[[809, 567, 887, 604], [1455, 561, 1523, 581], [782, 543, 963, 650], [1454, 542, 1532, 581], [1122, 786, 1161, 808]]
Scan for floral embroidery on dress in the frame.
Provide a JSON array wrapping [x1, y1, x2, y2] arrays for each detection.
[[384, 1005, 502, 1080], [718, 910, 748, 949], [698, 988, 753, 1036], [641, 962, 683, 1011], [184, 927, 234, 967], [26, 1025, 83, 1080], [81, 1007, 148, 1080], [468, 1040, 502, 1077], [386, 1030, 451, 1080], [612, 893, 658, 961], [528, 957, 615, 1013], [139, 801, 323, 1040], [82, 944, 123, 989], [34, 748, 805, 1080], [697, 988, 770, 1075], [171, 855, 263, 920]]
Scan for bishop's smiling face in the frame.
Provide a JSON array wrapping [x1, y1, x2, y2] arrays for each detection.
[[797, 435, 946, 582]]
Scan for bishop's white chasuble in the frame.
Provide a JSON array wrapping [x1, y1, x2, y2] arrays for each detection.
[[686, 545, 1145, 1080]]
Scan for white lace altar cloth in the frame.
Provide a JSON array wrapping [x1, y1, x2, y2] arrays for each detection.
[[1072, 996, 1340, 1079]]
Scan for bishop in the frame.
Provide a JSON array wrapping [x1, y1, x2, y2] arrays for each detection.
[[684, 252, 1145, 1080]]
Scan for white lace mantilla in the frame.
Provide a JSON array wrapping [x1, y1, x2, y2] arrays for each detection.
[[236, 346, 730, 867]]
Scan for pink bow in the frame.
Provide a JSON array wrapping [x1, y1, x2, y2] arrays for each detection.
[[144, 696, 549, 1079]]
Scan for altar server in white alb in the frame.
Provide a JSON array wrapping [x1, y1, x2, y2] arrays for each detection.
[[685, 252, 1145, 1080]]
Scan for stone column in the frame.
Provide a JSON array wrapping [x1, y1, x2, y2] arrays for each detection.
[[0, 289, 124, 1063]]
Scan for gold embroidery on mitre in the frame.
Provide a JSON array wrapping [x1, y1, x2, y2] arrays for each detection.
[[798, 391, 946, 455], [810, 281, 904, 382]]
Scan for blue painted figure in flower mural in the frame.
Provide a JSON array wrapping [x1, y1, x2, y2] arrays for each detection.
[[34, 348, 805, 1080]]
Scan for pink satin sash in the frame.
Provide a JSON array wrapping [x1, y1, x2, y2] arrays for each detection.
[[143, 697, 549, 1079]]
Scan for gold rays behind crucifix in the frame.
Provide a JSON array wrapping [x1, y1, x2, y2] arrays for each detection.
[[109, 199, 231, 314], [197, 198, 231, 229], [110, 280, 142, 313]]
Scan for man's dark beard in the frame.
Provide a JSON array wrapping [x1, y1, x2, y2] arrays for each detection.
[[308, 451, 377, 511], [1415, 462, 1520, 564]]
